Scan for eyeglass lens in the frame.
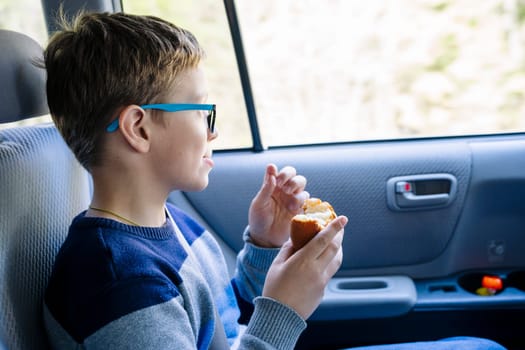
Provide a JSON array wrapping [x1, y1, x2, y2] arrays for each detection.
[[207, 108, 216, 133]]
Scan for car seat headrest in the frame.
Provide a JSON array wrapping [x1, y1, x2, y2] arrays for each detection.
[[0, 29, 48, 123]]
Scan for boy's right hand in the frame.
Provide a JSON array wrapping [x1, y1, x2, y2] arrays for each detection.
[[262, 215, 348, 320]]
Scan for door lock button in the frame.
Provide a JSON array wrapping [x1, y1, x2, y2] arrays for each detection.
[[395, 181, 412, 194]]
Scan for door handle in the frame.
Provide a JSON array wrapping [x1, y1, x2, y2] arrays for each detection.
[[397, 190, 450, 208], [386, 174, 457, 211]]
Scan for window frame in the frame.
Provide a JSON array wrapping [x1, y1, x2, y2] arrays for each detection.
[[223, 0, 265, 152], [223, 0, 525, 151]]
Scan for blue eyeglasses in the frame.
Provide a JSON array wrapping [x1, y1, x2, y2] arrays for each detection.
[[106, 103, 216, 133]]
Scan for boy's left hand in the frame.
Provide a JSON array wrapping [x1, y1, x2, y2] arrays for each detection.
[[248, 164, 309, 247]]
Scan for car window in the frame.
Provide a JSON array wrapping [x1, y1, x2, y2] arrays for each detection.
[[0, 0, 47, 45], [0, 0, 51, 129], [9, 0, 525, 148], [123, 0, 252, 150], [236, 0, 525, 146]]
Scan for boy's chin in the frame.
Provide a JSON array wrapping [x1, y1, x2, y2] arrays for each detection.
[[183, 178, 209, 192]]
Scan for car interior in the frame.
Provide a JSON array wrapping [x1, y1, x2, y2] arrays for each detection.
[[1, 1, 525, 349], [0, 28, 92, 349]]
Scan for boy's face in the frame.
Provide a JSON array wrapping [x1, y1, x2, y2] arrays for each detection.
[[150, 65, 217, 192]]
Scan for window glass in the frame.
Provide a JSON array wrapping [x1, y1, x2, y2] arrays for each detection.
[[236, 0, 525, 146], [0, 0, 47, 45], [123, 0, 252, 150], [0, 0, 51, 128]]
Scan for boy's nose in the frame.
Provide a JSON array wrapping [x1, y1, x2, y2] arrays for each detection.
[[208, 128, 218, 141]]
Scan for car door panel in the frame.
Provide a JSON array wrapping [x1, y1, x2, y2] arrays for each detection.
[[183, 139, 469, 271], [174, 134, 525, 348], [182, 136, 525, 276]]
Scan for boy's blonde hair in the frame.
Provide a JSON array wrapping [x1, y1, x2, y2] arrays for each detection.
[[44, 12, 205, 170]]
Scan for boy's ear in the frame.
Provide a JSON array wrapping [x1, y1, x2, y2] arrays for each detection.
[[118, 105, 152, 153]]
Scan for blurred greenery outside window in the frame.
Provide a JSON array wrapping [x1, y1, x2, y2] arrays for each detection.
[[131, 0, 525, 147], [235, 0, 525, 146], [4, 0, 525, 148]]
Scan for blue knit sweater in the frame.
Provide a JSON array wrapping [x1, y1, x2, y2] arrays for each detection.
[[43, 203, 306, 349]]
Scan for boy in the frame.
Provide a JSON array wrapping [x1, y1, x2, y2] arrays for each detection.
[[42, 11, 347, 349]]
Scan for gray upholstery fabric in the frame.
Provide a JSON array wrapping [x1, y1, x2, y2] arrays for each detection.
[[0, 125, 91, 350], [0, 30, 48, 123], [0, 29, 91, 350]]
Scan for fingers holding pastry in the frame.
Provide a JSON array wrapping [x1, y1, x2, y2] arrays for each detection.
[[273, 166, 308, 212], [255, 164, 306, 206], [290, 198, 339, 250]]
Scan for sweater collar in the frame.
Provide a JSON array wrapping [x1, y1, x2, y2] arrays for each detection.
[[73, 210, 174, 240]]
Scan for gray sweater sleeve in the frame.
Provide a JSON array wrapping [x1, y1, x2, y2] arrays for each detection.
[[233, 228, 307, 349], [233, 227, 281, 302], [240, 297, 307, 350]]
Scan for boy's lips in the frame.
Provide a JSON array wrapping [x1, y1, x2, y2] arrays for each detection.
[[203, 155, 214, 168]]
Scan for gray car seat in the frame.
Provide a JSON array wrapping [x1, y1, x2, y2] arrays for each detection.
[[0, 29, 91, 350]]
